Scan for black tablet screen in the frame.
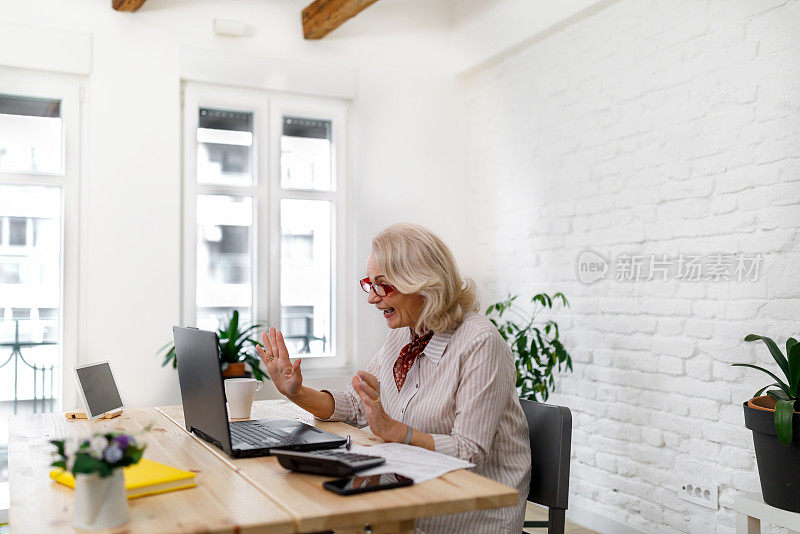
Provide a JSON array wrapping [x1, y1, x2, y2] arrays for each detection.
[[76, 363, 123, 416]]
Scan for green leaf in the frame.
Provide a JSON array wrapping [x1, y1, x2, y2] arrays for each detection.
[[161, 346, 176, 368], [515, 334, 527, 358], [744, 334, 790, 381], [234, 335, 260, 353], [732, 363, 791, 395], [229, 310, 239, 338], [787, 337, 798, 358], [768, 389, 790, 401], [128, 446, 145, 464], [497, 328, 508, 342], [238, 324, 263, 340], [72, 453, 105, 475], [50, 440, 65, 456], [484, 292, 573, 401], [774, 399, 795, 446], [788, 342, 800, 397], [753, 383, 782, 397], [547, 320, 560, 340], [530, 338, 542, 366]]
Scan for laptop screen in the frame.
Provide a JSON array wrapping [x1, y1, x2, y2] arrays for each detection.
[[172, 327, 233, 452]]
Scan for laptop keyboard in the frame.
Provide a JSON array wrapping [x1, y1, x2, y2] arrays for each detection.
[[230, 421, 290, 447]]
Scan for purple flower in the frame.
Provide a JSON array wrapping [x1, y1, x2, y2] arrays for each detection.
[[113, 435, 130, 449], [103, 444, 124, 464]]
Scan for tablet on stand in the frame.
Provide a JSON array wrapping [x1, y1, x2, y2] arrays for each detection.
[[68, 361, 124, 420]]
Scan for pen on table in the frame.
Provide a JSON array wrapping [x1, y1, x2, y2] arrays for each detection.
[[345, 434, 351, 451]]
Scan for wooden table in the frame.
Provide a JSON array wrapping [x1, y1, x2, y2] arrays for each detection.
[[8, 407, 294, 533], [735, 493, 800, 534], [9, 400, 519, 533]]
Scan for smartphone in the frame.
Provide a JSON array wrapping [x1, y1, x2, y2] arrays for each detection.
[[323, 472, 413, 495]]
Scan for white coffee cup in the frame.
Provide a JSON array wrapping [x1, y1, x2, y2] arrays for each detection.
[[224, 378, 263, 419]]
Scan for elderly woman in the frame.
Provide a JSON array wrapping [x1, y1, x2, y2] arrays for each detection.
[[257, 223, 531, 533]]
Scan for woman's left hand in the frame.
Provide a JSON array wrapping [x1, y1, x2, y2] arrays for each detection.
[[352, 371, 406, 443]]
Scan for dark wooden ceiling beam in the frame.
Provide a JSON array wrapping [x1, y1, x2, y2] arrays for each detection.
[[112, 0, 147, 12], [302, 0, 379, 40]]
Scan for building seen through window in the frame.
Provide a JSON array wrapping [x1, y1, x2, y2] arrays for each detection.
[[279, 116, 334, 355], [0, 94, 62, 174], [196, 194, 253, 331], [0, 90, 71, 491], [187, 98, 340, 360]]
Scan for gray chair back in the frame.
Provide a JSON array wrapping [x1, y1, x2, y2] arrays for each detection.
[[520, 399, 572, 510]]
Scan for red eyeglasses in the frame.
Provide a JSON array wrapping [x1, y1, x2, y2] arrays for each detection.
[[359, 277, 397, 297]]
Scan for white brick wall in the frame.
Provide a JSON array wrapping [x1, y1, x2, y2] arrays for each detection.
[[462, 1, 800, 533]]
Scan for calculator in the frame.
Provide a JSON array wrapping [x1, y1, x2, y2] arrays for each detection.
[[272, 448, 386, 476]]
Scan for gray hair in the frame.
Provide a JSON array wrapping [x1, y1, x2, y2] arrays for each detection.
[[371, 223, 479, 333]]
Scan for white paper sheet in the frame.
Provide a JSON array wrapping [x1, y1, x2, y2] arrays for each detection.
[[347, 442, 474, 483]]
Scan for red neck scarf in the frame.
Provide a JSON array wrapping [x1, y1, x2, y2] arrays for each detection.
[[393, 329, 434, 391]]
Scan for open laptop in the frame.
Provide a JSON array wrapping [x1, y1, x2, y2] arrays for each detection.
[[173, 326, 346, 458]]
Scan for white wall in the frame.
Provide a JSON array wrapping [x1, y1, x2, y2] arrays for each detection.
[[0, 0, 469, 407], [462, 0, 800, 533], [448, 0, 614, 74]]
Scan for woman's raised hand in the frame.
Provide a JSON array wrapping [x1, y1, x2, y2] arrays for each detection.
[[352, 371, 406, 443], [257, 327, 303, 398]]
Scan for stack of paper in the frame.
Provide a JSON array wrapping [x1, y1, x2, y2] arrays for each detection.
[[348, 443, 474, 483]]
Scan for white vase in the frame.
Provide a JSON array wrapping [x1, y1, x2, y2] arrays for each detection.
[[72, 470, 128, 530]]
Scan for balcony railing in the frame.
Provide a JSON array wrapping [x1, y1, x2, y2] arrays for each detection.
[[0, 320, 57, 414]]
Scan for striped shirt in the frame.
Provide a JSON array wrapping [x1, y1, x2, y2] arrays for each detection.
[[322, 312, 531, 533]]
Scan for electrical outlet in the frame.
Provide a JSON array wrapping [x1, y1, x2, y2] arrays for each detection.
[[679, 482, 718, 509]]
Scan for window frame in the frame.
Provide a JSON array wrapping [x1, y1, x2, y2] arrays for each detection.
[[0, 66, 83, 410], [182, 82, 351, 371]]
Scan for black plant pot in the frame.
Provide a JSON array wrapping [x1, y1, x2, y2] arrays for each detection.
[[743, 401, 800, 512]]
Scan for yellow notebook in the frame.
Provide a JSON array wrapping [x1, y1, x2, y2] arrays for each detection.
[[50, 458, 197, 499]]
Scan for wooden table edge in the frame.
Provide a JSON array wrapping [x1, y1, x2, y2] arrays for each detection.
[[155, 406, 306, 532], [8, 407, 297, 534], [156, 404, 521, 533]]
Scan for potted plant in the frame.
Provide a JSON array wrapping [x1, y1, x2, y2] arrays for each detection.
[[158, 310, 268, 381], [486, 293, 573, 401], [733, 334, 800, 512], [50, 431, 146, 530]]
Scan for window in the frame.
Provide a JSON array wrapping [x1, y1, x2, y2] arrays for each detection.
[[0, 94, 63, 175], [197, 108, 253, 186], [196, 194, 254, 330], [183, 83, 349, 369], [280, 199, 331, 355], [0, 70, 82, 499], [38, 308, 57, 320], [0, 262, 20, 283], [8, 217, 27, 246], [281, 117, 332, 191], [0, 185, 63, 393], [11, 308, 31, 320]]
